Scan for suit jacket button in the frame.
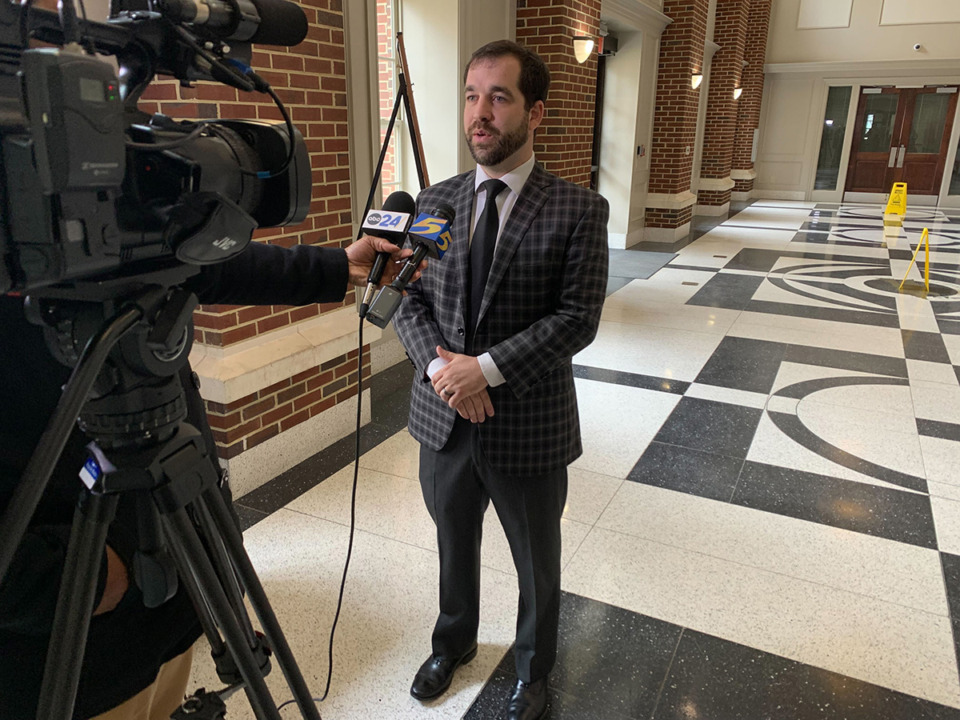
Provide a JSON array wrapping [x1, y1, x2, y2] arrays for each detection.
[[457, 327, 465, 336]]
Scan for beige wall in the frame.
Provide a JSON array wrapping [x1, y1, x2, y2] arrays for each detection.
[[754, 0, 960, 202], [768, 0, 960, 65], [399, 0, 516, 186]]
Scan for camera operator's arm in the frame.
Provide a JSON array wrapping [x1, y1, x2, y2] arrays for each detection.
[[93, 546, 129, 616], [186, 236, 422, 306]]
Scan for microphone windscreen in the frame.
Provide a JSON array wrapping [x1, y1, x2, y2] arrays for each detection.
[[362, 191, 416, 242], [249, 0, 310, 46], [432, 203, 456, 222], [384, 190, 417, 215]]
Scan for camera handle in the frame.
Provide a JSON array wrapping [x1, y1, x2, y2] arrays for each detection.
[[0, 286, 322, 720]]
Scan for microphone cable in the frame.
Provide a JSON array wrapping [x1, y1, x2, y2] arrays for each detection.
[[316, 314, 366, 703]]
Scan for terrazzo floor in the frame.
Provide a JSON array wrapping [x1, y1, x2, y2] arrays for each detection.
[[190, 200, 960, 719]]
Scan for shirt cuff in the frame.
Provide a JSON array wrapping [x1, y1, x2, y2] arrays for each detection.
[[478, 352, 505, 387], [426, 356, 448, 379]]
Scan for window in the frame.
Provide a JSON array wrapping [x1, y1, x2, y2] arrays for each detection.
[[814, 86, 852, 191], [376, 0, 404, 202]]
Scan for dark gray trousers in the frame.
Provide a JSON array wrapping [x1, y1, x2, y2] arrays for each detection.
[[419, 416, 567, 683]]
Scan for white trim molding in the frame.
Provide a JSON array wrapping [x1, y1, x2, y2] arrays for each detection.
[[190, 306, 383, 405], [697, 176, 736, 192], [603, 0, 672, 35], [765, 58, 960, 76], [731, 168, 758, 181], [224, 390, 371, 497], [644, 224, 692, 243], [645, 190, 698, 210]]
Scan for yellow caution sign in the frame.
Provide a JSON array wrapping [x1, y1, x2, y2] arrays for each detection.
[[884, 182, 907, 234], [899, 227, 930, 293], [886, 182, 908, 216]]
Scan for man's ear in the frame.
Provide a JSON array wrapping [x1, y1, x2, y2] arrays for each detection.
[[528, 100, 545, 131]]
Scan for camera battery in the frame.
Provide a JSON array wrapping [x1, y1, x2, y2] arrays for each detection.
[[21, 48, 125, 193]]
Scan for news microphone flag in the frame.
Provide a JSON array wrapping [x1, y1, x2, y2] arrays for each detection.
[[361, 208, 414, 238], [407, 212, 453, 259]]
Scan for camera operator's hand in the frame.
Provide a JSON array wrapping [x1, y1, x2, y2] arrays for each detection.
[[345, 235, 426, 288], [93, 546, 129, 616]]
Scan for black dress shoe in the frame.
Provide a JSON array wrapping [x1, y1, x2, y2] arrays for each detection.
[[506, 677, 548, 720], [409, 645, 478, 700]]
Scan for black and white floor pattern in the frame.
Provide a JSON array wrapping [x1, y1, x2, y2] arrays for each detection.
[[193, 201, 960, 719]]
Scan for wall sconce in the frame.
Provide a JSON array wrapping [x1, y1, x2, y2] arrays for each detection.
[[573, 36, 595, 64], [691, 73, 703, 89], [733, 87, 743, 100]]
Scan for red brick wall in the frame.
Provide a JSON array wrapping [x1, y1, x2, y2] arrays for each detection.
[[732, 0, 771, 193], [645, 0, 710, 229], [208, 349, 371, 459], [137, 1, 362, 458], [699, 0, 749, 207], [516, 0, 601, 187]]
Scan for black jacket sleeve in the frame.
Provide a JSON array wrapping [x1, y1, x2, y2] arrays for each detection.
[[187, 242, 350, 306]]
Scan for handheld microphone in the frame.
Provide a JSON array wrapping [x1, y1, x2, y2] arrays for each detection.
[[366, 203, 455, 328], [357, 191, 416, 317]]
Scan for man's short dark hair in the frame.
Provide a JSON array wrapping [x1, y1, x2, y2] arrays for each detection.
[[464, 40, 551, 110]]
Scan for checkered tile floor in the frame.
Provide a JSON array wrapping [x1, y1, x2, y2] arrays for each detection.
[[201, 201, 960, 719]]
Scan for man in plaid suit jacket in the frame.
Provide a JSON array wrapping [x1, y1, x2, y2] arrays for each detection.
[[393, 40, 608, 720]]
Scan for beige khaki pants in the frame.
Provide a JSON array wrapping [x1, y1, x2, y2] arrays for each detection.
[[90, 646, 195, 720]]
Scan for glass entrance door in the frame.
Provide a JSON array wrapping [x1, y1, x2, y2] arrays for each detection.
[[844, 86, 958, 204]]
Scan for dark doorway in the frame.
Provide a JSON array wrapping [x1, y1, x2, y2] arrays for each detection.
[[844, 86, 958, 202]]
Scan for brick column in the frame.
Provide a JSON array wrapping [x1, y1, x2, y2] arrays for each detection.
[[516, 0, 602, 187], [731, 0, 771, 200], [697, 0, 749, 215], [644, 0, 710, 243], [138, 2, 367, 494]]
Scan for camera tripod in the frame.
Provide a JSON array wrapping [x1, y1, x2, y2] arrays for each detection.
[[0, 267, 322, 720]]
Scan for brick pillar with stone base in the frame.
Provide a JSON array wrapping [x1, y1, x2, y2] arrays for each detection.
[[731, 0, 771, 201], [643, 0, 711, 243], [697, 0, 749, 217]]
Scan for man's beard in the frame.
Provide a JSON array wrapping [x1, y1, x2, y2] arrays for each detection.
[[466, 116, 529, 167]]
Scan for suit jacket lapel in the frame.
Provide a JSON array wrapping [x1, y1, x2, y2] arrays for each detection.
[[478, 163, 551, 322]]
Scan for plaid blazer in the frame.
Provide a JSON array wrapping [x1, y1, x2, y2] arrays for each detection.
[[393, 163, 609, 476]]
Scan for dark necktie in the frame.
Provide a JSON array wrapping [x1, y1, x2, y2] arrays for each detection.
[[468, 178, 508, 337]]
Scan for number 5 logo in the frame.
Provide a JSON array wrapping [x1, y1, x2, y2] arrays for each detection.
[[435, 231, 452, 252], [411, 216, 445, 235]]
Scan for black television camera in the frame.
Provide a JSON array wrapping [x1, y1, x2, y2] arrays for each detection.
[[0, 0, 312, 296], [0, 2, 327, 717]]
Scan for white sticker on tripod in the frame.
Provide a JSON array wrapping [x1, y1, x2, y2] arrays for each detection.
[[79, 457, 101, 490], [79, 442, 117, 491]]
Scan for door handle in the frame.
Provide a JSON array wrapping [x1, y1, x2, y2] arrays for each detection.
[[896, 145, 906, 168], [888, 147, 898, 167]]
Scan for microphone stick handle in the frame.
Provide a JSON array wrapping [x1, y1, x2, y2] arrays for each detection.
[[366, 251, 390, 286], [391, 243, 430, 290]]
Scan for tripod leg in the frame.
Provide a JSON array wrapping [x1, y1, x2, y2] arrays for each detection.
[[162, 533, 232, 672], [175, 501, 270, 688], [202, 488, 322, 720], [37, 492, 119, 720], [161, 507, 283, 720], [192, 498, 260, 651]]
